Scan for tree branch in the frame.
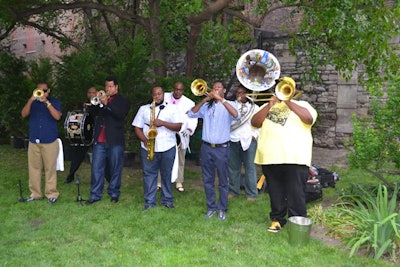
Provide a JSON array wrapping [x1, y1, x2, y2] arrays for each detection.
[[365, 168, 392, 188], [4, 1, 145, 26], [187, 0, 232, 26], [21, 19, 82, 50], [0, 23, 16, 41], [222, 8, 259, 27]]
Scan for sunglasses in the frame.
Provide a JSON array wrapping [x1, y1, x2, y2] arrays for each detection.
[[42, 89, 49, 93]]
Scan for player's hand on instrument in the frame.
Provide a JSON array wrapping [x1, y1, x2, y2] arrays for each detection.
[[268, 95, 280, 106], [180, 129, 191, 137]]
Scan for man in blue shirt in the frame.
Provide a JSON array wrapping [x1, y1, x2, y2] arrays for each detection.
[[188, 81, 240, 220], [21, 82, 62, 204]]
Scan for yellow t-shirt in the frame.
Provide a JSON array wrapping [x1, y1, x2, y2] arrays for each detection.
[[254, 100, 317, 166]]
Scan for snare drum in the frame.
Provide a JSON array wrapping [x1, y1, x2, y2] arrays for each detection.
[[64, 110, 94, 146]]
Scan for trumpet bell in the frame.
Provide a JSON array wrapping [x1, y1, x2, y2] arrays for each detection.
[[236, 49, 281, 92], [90, 90, 109, 105], [191, 79, 210, 96], [275, 77, 296, 101], [90, 96, 101, 105], [33, 88, 44, 99]]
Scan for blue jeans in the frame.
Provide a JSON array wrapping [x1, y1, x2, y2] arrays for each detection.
[[228, 140, 258, 199], [200, 143, 230, 212], [90, 142, 124, 200], [140, 146, 175, 207]]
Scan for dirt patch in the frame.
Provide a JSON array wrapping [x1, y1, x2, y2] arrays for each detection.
[[310, 224, 343, 248]]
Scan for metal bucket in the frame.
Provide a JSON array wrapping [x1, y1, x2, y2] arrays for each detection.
[[288, 216, 312, 246]]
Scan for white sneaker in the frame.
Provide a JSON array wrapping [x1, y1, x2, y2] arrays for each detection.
[[176, 182, 184, 192]]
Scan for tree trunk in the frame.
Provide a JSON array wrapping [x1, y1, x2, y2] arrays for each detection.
[[184, 0, 232, 78], [185, 23, 202, 78], [149, 0, 166, 80]]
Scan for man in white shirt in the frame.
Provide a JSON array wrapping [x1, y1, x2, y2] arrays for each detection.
[[159, 82, 198, 192], [228, 86, 260, 201], [132, 86, 183, 210]]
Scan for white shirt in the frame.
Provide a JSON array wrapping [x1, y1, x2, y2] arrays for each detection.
[[165, 92, 198, 134], [230, 101, 260, 151], [165, 92, 198, 150], [132, 101, 183, 152]]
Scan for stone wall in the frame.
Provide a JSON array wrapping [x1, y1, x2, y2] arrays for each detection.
[[166, 39, 361, 148]]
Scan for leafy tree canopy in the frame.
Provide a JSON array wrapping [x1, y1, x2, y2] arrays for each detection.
[[1, 0, 398, 86]]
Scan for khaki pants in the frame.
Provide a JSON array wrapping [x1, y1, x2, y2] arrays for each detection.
[[175, 147, 186, 184], [28, 140, 59, 199]]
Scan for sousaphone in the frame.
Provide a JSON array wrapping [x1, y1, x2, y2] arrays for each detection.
[[232, 50, 281, 130], [236, 49, 281, 93]]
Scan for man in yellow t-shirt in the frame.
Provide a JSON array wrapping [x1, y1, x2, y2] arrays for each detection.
[[251, 77, 317, 233]]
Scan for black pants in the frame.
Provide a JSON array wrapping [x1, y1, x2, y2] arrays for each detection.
[[67, 145, 110, 182], [262, 164, 308, 227], [66, 145, 90, 181]]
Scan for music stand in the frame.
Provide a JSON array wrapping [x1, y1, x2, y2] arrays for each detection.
[[75, 176, 85, 205], [18, 179, 26, 202]]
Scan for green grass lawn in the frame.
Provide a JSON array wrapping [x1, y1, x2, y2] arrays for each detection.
[[0, 145, 397, 266]]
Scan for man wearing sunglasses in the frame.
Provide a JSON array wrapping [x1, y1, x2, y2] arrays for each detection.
[[21, 82, 62, 204]]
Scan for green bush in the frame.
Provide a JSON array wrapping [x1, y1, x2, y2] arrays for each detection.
[[326, 184, 400, 261], [349, 76, 400, 173], [0, 51, 34, 138]]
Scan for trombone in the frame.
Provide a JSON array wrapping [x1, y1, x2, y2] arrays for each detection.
[[246, 91, 274, 102], [242, 77, 302, 102], [191, 77, 302, 102], [190, 79, 211, 96]]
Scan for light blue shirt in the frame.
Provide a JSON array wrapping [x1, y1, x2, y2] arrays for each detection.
[[188, 100, 240, 144]]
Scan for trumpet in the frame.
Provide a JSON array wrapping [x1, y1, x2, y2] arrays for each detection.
[[33, 88, 44, 99], [191, 79, 211, 96], [90, 90, 109, 105]]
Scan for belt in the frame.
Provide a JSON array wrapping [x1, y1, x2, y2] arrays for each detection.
[[202, 141, 229, 148]]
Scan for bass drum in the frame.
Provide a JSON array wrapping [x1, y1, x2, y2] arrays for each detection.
[[64, 110, 94, 146]]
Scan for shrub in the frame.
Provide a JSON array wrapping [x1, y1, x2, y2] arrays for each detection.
[[326, 184, 400, 261]]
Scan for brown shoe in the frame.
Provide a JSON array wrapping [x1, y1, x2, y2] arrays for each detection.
[[247, 198, 256, 202], [228, 194, 235, 199]]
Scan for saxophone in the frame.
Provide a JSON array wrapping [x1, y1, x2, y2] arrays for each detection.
[[146, 101, 158, 160]]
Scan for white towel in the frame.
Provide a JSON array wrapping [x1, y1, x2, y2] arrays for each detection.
[[178, 130, 191, 153], [171, 145, 178, 183], [56, 138, 64, 171]]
